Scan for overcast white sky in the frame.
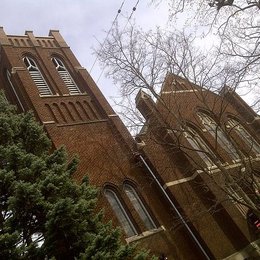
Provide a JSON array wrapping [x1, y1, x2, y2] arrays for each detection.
[[0, 0, 169, 101]]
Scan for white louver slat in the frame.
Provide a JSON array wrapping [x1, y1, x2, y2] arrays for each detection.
[[52, 57, 81, 95], [29, 71, 52, 96], [58, 71, 80, 94], [23, 57, 53, 96]]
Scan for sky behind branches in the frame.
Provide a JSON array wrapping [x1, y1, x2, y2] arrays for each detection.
[[0, 1, 254, 109], [0, 0, 170, 100]]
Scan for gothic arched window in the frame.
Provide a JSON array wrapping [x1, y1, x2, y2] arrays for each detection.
[[185, 127, 215, 167], [23, 57, 52, 96], [52, 57, 80, 94], [197, 112, 240, 160], [227, 118, 260, 155], [104, 188, 137, 237], [123, 183, 156, 230]]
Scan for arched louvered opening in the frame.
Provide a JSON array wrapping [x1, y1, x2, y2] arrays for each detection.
[[23, 57, 52, 96], [52, 57, 81, 95]]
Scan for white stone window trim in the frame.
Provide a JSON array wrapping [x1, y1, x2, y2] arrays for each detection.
[[163, 160, 251, 188], [125, 226, 165, 243], [162, 89, 200, 94]]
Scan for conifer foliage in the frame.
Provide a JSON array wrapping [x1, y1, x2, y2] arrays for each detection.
[[0, 93, 147, 260]]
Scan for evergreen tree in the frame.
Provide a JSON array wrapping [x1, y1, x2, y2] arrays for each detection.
[[0, 93, 149, 260]]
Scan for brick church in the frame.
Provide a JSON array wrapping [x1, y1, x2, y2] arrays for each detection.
[[0, 27, 259, 259]]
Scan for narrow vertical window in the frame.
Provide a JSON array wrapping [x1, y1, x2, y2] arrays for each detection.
[[123, 184, 156, 230], [104, 188, 137, 237], [185, 127, 215, 167], [227, 119, 260, 155], [198, 112, 240, 160], [23, 57, 52, 96], [52, 57, 80, 94], [6, 70, 25, 111]]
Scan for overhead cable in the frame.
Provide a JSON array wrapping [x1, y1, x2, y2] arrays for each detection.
[[90, 1, 125, 74], [96, 0, 140, 83]]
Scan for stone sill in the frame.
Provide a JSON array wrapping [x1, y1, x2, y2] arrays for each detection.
[[125, 226, 165, 243]]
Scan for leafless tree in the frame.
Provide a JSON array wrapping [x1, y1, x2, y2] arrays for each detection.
[[95, 23, 260, 224], [151, 0, 260, 112], [96, 24, 247, 128]]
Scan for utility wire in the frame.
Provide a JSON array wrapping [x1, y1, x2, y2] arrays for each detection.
[[90, 1, 125, 74], [127, 0, 139, 23], [96, 0, 140, 83]]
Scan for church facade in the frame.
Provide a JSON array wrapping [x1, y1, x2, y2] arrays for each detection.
[[0, 28, 259, 259]]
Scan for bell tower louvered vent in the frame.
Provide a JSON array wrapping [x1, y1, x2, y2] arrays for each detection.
[[52, 57, 81, 94], [23, 57, 52, 96]]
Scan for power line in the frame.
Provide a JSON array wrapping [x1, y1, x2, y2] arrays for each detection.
[[96, 0, 140, 84], [127, 0, 139, 22], [90, 1, 125, 74]]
